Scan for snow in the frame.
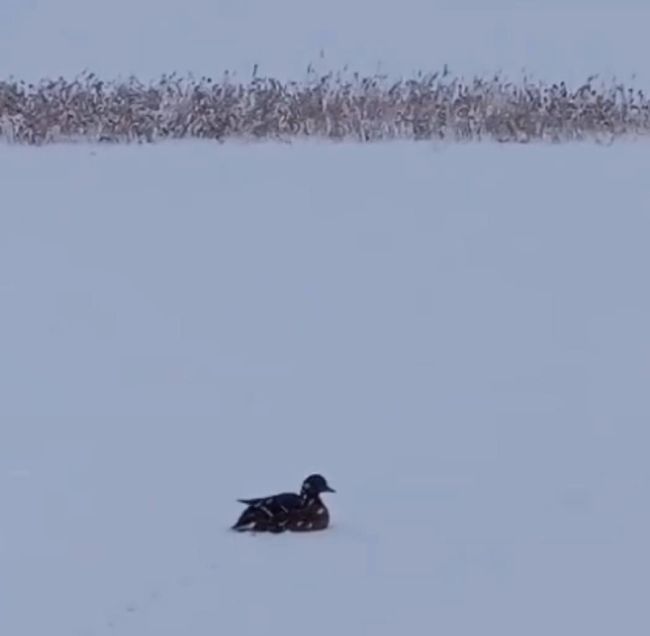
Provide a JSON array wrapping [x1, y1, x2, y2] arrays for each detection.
[[2, 0, 650, 84], [2, 2, 650, 635], [2, 141, 649, 635]]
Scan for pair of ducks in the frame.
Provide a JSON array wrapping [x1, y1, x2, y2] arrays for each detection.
[[232, 474, 335, 533]]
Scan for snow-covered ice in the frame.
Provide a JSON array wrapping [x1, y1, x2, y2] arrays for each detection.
[[1, 141, 649, 635], [3, 0, 650, 84]]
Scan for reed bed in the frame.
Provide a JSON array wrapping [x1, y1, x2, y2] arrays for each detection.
[[1, 69, 649, 144]]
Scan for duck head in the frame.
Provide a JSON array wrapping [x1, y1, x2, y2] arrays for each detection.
[[301, 474, 336, 496]]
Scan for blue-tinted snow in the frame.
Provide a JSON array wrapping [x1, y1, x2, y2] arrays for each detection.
[[1, 142, 649, 635], [1, 1, 650, 84]]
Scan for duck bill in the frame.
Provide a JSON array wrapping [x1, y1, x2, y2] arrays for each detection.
[[324, 485, 336, 493]]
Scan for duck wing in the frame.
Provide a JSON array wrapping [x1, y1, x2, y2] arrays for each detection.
[[232, 493, 303, 532], [237, 493, 302, 511]]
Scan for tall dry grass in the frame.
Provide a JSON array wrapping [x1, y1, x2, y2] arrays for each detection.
[[1, 70, 649, 144]]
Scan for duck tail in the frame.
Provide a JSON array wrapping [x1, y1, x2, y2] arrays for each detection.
[[237, 497, 261, 505]]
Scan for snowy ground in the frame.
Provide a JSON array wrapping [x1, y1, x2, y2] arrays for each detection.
[[2, 0, 650, 84], [1, 141, 649, 635]]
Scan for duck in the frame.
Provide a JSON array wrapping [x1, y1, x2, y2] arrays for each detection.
[[231, 474, 336, 533]]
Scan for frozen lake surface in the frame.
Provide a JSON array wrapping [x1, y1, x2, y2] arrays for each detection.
[[1, 141, 649, 635]]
